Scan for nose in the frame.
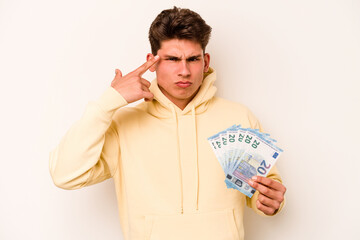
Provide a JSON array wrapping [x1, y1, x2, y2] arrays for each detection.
[[178, 60, 190, 77]]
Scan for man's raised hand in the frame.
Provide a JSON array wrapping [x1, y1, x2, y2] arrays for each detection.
[[111, 55, 159, 103]]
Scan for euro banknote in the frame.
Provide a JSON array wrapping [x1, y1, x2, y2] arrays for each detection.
[[208, 125, 283, 198]]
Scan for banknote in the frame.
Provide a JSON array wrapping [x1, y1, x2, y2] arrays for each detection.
[[208, 125, 283, 198]]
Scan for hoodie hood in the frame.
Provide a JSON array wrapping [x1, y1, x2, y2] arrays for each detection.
[[146, 67, 217, 118]]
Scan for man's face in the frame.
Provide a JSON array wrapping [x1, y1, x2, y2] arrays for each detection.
[[148, 39, 210, 110]]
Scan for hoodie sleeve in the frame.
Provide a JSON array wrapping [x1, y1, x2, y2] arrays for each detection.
[[245, 109, 286, 216], [49, 87, 128, 190]]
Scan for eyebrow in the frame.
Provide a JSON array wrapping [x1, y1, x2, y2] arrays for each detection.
[[164, 54, 202, 59]]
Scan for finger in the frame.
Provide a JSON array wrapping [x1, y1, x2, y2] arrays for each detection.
[[251, 176, 286, 193], [140, 80, 151, 92], [140, 78, 151, 88], [143, 91, 154, 102], [256, 199, 276, 216], [141, 85, 150, 93], [248, 180, 279, 200], [135, 55, 160, 76], [258, 193, 281, 210]]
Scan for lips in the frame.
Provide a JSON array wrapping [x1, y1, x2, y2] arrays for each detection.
[[175, 81, 192, 88]]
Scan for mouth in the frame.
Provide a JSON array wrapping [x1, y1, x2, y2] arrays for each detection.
[[175, 81, 192, 88]]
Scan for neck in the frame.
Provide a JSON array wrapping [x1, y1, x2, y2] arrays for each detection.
[[174, 101, 188, 111]]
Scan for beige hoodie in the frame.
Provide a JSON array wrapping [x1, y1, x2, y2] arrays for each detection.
[[50, 68, 284, 240]]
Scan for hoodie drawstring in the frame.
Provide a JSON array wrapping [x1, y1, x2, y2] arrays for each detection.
[[170, 104, 184, 214], [170, 104, 200, 214], [191, 106, 200, 211]]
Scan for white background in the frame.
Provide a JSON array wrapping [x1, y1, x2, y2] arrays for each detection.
[[1, 0, 359, 239]]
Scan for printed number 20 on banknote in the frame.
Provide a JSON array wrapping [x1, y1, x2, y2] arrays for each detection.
[[225, 135, 281, 198], [208, 125, 283, 198]]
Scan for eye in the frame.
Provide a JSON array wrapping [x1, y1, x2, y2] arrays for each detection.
[[187, 57, 200, 62], [167, 57, 180, 61]]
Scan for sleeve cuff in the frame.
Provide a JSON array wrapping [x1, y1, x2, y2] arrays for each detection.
[[97, 87, 128, 113]]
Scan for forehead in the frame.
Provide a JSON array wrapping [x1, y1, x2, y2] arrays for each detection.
[[158, 39, 203, 56]]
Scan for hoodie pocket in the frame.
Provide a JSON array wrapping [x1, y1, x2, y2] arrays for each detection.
[[145, 208, 239, 240]]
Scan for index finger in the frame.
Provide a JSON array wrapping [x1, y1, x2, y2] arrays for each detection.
[[251, 176, 286, 192], [135, 55, 160, 76]]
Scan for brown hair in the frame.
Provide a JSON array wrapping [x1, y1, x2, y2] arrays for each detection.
[[148, 6, 212, 55]]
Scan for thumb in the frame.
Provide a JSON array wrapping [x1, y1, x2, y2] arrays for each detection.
[[115, 69, 122, 78]]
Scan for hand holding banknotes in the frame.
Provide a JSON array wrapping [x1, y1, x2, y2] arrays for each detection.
[[111, 55, 160, 103], [248, 176, 286, 215], [208, 125, 286, 215]]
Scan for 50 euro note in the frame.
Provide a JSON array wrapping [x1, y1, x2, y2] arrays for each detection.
[[208, 125, 283, 198]]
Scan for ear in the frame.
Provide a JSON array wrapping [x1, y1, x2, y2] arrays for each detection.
[[203, 53, 210, 72], [147, 53, 157, 72]]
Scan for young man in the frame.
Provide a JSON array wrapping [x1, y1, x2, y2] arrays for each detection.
[[50, 7, 286, 240]]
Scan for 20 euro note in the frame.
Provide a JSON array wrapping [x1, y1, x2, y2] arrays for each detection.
[[208, 125, 283, 198]]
